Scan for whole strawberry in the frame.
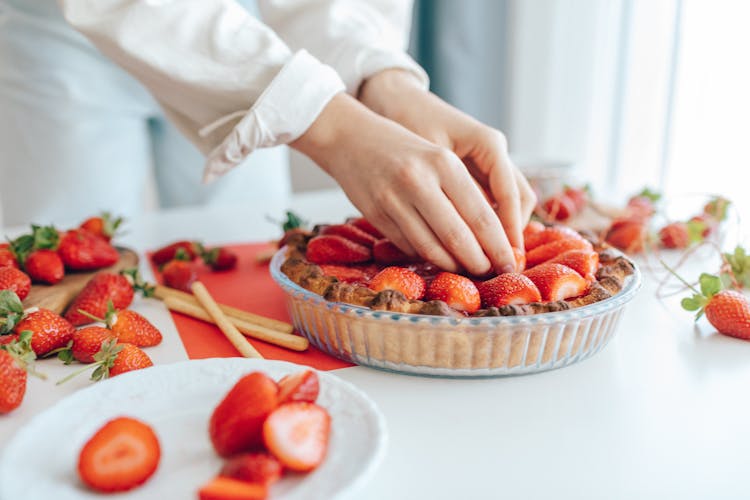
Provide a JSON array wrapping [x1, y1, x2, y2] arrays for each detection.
[[15, 307, 76, 356], [57, 340, 153, 385], [201, 247, 238, 271], [64, 270, 149, 326], [680, 272, 750, 340], [83, 302, 162, 348], [10, 225, 64, 284], [59, 326, 116, 364], [0, 267, 32, 300], [161, 259, 198, 292], [0, 243, 18, 269], [58, 229, 119, 271], [79, 212, 123, 242], [659, 222, 690, 249], [151, 241, 200, 266], [0, 331, 44, 414], [25, 249, 65, 284]]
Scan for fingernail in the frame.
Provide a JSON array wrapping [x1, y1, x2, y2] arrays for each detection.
[[500, 264, 515, 274]]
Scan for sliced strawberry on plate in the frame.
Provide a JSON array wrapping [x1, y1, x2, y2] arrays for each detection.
[[78, 416, 160, 493], [546, 250, 599, 280], [263, 402, 331, 472], [524, 225, 584, 251], [524, 263, 589, 302], [210, 372, 279, 457], [320, 224, 378, 248], [606, 218, 647, 253], [477, 273, 541, 307], [220, 452, 282, 488], [278, 370, 319, 404], [348, 217, 384, 239], [199, 476, 268, 500], [0, 267, 31, 301], [306, 235, 372, 265], [425, 272, 481, 313], [368, 266, 426, 300], [319, 264, 368, 284], [659, 222, 690, 249], [372, 239, 412, 265], [525, 237, 593, 268]]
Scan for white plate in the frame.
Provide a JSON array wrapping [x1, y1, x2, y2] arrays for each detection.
[[0, 358, 387, 500]]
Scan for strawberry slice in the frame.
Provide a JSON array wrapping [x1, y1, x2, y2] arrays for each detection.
[[278, 370, 320, 404], [368, 266, 426, 300], [372, 239, 413, 265], [523, 220, 546, 242], [525, 238, 593, 268], [220, 452, 282, 488], [477, 273, 541, 307], [263, 402, 331, 472], [348, 217, 384, 239], [524, 263, 589, 301], [198, 477, 268, 500], [77, 417, 160, 493], [546, 250, 599, 281], [320, 224, 378, 248], [606, 218, 647, 253], [306, 235, 372, 265], [425, 272, 481, 313], [524, 225, 584, 251], [319, 264, 368, 284]]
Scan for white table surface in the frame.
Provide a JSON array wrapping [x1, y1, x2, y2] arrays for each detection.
[[2, 189, 749, 500]]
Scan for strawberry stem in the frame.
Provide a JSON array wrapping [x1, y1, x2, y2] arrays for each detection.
[[660, 260, 700, 295]]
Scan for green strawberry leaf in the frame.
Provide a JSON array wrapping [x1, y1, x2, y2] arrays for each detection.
[[698, 273, 724, 298], [705, 196, 731, 221], [282, 211, 306, 232], [681, 296, 702, 311], [0, 290, 25, 334], [686, 219, 706, 244], [723, 245, 750, 288], [31, 225, 59, 250], [637, 187, 662, 202], [9, 234, 34, 266]]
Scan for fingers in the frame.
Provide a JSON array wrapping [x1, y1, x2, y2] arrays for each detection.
[[513, 167, 537, 228], [392, 202, 463, 273]]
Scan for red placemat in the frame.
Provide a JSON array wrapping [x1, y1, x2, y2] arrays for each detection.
[[152, 243, 353, 371]]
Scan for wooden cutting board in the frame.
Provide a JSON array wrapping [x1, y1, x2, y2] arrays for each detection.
[[22, 248, 139, 315]]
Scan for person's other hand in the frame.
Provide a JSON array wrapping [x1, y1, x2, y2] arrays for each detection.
[[292, 93, 519, 275], [358, 69, 536, 251]]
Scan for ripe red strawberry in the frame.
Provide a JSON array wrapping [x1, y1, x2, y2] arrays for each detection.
[[263, 402, 331, 472], [278, 370, 319, 404], [368, 266, 426, 300], [79, 212, 123, 242], [198, 477, 268, 500], [679, 273, 750, 340], [524, 225, 584, 251], [161, 259, 198, 292], [349, 217, 384, 239], [151, 240, 200, 265], [477, 273, 542, 307], [105, 307, 163, 347], [542, 194, 576, 221], [202, 247, 238, 271], [659, 222, 690, 249], [512, 247, 526, 272], [78, 416, 161, 493], [220, 452, 282, 488], [564, 186, 589, 211], [64, 272, 138, 326], [319, 264, 368, 283], [0, 331, 41, 414], [58, 229, 119, 271], [15, 308, 75, 356], [60, 326, 116, 364], [523, 220, 546, 241], [525, 237, 593, 268], [320, 223, 378, 247], [373, 239, 412, 264], [306, 235, 372, 265], [0, 267, 31, 300], [25, 249, 65, 284], [107, 343, 153, 377], [546, 250, 599, 281], [425, 272, 481, 313], [524, 263, 589, 301], [0, 244, 18, 269], [627, 188, 660, 219], [210, 372, 279, 457], [606, 218, 647, 253]]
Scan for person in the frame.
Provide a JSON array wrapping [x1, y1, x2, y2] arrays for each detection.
[[0, 0, 535, 276]]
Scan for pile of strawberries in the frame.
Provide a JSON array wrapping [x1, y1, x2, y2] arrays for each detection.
[[299, 217, 599, 314], [150, 240, 238, 292], [76, 370, 330, 500]]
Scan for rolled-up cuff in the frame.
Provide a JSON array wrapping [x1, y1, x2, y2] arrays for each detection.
[[335, 46, 430, 95], [202, 49, 345, 182]]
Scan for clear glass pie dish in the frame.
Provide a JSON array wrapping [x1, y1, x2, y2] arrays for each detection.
[[270, 248, 642, 377]]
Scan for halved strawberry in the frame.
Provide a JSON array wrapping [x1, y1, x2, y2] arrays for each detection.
[[198, 476, 268, 500], [78, 416, 160, 493], [368, 266, 426, 300], [348, 217, 384, 239], [524, 225, 584, 251], [263, 402, 330, 472], [425, 272, 481, 313], [524, 263, 589, 301], [606, 218, 647, 253], [278, 370, 319, 404], [477, 273, 541, 307], [320, 224, 378, 247], [523, 220, 546, 242], [306, 235, 371, 265], [525, 238, 593, 268], [220, 452, 282, 488], [546, 250, 599, 281], [319, 265, 368, 284], [372, 239, 412, 264]]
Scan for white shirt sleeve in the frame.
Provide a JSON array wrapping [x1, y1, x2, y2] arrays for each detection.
[[258, 0, 429, 95], [59, 0, 346, 181]]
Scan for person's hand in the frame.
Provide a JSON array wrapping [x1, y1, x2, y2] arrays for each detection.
[[358, 69, 537, 251], [292, 93, 519, 275]]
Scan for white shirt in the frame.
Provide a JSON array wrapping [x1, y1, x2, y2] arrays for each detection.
[[58, 0, 429, 182]]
